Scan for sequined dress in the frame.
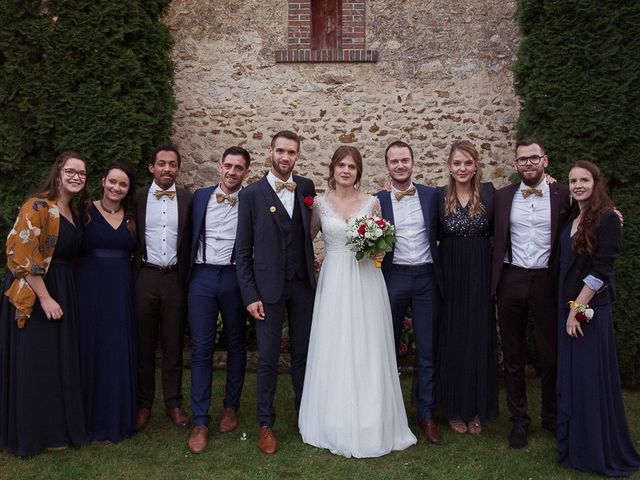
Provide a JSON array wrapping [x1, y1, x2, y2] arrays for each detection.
[[436, 183, 498, 423]]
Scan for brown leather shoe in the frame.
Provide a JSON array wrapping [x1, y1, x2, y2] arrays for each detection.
[[166, 407, 190, 429], [136, 407, 151, 431], [418, 418, 442, 444], [257, 426, 277, 454], [187, 425, 208, 454], [219, 408, 238, 433]]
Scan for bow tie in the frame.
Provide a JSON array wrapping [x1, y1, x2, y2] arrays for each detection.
[[154, 189, 176, 200], [215, 193, 237, 206], [521, 188, 543, 199], [395, 186, 416, 201], [275, 181, 297, 193]]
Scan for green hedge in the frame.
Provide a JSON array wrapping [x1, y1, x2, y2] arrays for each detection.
[[0, 0, 175, 242], [513, 0, 640, 386]]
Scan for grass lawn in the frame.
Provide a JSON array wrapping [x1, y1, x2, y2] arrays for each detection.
[[0, 372, 638, 480]]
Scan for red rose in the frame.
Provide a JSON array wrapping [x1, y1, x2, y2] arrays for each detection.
[[575, 311, 586, 322], [376, 219, 386, 227], [357, 224, 366, 235], [304, 196, 314, 207]]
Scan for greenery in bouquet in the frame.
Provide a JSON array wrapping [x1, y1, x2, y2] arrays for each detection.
[[346, 215, 396, 265]]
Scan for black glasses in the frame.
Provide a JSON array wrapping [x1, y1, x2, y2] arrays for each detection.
[[515, 155, 544, 166], [62, 168, 87, 179]]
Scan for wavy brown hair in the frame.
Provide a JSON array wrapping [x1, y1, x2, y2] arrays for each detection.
[[569, 160, 614, 256], [444, 140, 484, 217], [328, 145, 363, 189], [32, 151, 91, 215]]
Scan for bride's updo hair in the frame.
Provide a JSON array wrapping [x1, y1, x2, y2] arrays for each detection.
[[328, 145, 363, 189]]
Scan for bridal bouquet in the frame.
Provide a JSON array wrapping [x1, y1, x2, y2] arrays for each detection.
[[346, 215, 396, 268]]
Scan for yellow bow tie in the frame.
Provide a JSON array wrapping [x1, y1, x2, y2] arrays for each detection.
[[215, 193, 237, 206], [521, 188, 543, 199], [395, 186, 416, 201], [275, 181, 297, 193], [154, 189, 176, 200]]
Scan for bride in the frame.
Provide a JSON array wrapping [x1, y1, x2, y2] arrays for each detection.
[[298, 146, 416, 458]]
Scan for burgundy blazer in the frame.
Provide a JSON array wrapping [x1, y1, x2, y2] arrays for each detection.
[[491, 181, 571, 296]]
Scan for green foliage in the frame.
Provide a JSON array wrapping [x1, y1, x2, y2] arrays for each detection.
[[514, 0, 640, 385], [0, 0, 175, 243]]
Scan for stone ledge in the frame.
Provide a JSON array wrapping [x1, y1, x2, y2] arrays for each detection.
[[276, 48, 378, 63]]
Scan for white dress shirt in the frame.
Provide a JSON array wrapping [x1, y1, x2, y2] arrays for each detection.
[[145, 180, 179, 266], [267, 171, 295, 217], [391, 184, 433, 265], [195, 187, 239, 265], [508, 177, 552, 269]]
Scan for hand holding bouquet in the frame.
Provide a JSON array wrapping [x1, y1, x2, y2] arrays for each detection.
[[346, 215, 396, 268]]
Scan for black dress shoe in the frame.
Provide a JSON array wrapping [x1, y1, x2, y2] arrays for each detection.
[[508, 424, 528, 449]]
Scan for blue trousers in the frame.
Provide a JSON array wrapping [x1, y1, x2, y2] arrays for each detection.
[[386, 263, 439, 420], [188, 264, 247, 427]]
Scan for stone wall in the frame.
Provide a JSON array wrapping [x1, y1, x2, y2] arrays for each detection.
[[164, 0, 520, 193]]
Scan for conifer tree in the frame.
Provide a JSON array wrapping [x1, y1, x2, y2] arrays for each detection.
[[0, 0, 175, 237]]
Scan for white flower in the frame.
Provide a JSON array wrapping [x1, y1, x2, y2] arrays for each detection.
[[585, 308, 594, 320]]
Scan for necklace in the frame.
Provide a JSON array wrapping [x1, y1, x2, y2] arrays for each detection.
[[100, 199, 122, 214]]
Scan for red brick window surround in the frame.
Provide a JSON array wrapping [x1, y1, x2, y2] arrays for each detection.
[[276, 0, 378, 63]]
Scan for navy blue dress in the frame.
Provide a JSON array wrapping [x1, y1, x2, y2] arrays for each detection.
[[75, 206, 137, 442], [436, 182, 498, 423], [557, 222, 640, 477], [0, 216, 87, 456]]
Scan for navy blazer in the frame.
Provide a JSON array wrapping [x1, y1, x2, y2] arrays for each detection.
[[375, 184, 443, 296], [133, 184, 193, 286], [559, 209, 622, 307], [235, 174, 317, 306], [491, 181, 571, 295]]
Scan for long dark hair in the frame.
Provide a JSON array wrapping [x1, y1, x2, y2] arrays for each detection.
[[87, 162, 137, 233], [570, 160, 614, 256], [32, 151, 90, 214]]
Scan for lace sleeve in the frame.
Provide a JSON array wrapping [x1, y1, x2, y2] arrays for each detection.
[[372, 196, 382, 218]]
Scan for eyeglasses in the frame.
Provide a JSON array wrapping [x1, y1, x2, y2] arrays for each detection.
[[515, 155, 544, 166], [62, 168, 87, 179]]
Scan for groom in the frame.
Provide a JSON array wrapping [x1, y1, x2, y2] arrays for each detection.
[[376, 140, 443, 444], [235, 130, 317, 454]]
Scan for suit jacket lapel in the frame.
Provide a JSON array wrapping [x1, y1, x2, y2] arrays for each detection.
[[259, 176, 286, 238], [417, 186, 432, 232], [138, 185, 151, 257], [378, 191, 394, 224], [549, 183, 562, 247], [176, 187, 189, 248]]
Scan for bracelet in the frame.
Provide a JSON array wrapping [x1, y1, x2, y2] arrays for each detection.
[[568, 300, 594, 323]]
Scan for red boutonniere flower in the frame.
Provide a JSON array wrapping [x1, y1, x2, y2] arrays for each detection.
[[304, 196, 314, 209]]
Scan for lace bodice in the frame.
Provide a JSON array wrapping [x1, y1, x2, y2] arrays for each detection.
[[316, 195, 379, 253]]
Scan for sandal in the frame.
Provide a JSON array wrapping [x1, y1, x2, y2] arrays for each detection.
[[449, 419, 468, 434], [468, 416, 482, 436]]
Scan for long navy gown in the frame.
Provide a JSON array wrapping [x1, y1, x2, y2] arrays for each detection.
[[557, 222, 640, 477], [0, 216, 87, 456], [436, 182, 499, 424], [75, 206, 137, 442]]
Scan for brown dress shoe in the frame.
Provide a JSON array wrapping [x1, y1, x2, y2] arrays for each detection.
[[418, 418, 442, 444], [166, 407, 190, 429], [188, 426, 209, 454], [257, 426, 277, 454], [136, 407, 151, 431], [219, 408, 238, 433]]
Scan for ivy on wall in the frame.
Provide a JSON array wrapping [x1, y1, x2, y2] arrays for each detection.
[[0, 0, 175, 241], [514, 0, 640, 386]]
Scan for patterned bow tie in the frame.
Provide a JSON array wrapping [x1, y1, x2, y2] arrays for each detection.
[[521, 188, 543, 199], [395, 186, 416, 201], [275, 181, 297, 193], [154, 189, 176, 200], [215, 193, 237, 206]]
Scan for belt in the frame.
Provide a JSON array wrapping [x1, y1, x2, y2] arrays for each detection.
[[141, 262, 177, 273], [504, 264, 548, 272]]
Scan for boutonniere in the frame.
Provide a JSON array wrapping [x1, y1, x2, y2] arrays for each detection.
[[303, 196, 315, 209]]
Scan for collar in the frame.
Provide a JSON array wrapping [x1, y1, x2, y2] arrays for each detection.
[[518, 176, 549, 195], [267, 171, 293, 189], [151, 180, 177, 193]]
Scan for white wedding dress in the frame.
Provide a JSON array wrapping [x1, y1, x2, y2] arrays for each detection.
[[298, 195, 416, 458]]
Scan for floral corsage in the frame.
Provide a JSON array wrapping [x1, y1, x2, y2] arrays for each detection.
[[568, 301, 594, 323], [304, 196, 314, 209]]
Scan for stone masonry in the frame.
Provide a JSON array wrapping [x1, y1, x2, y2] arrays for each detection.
[[163, 0, 520, 194]]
